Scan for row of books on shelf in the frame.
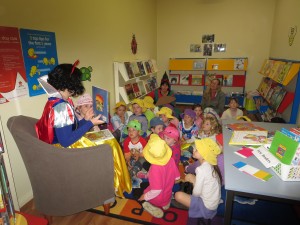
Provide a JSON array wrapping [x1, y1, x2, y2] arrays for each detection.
[[124, 59, 157, 80], [175, 90, 203, 96], [257, 77, 294, 113], [169, 73, 246, 87], [259, 59, 296, 85], [124, 76, 158, 101]]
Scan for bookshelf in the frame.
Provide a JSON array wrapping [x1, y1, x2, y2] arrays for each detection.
[[0, 127, 17, 224], [114, 59, 158, 104], [169, 58, 248, 106], [256, 58, 300, 123]]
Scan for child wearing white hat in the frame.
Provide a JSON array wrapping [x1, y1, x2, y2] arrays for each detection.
[[138, 134, 180, 218]]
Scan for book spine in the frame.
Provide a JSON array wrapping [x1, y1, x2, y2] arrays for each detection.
[[281, 128, 300, 142]]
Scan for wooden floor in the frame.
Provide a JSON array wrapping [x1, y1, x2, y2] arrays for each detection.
[[20, 199, 141, 225]]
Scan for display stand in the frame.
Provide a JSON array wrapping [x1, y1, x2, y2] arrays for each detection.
[[256, 58, 300, 123], [114, 59, 158, 104], [169, 58, 248, 106]]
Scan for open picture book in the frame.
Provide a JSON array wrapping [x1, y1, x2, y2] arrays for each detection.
[[84, 129, 114, 144]]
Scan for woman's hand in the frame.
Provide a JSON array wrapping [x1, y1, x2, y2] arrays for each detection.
[[84, 107, 95, 120]]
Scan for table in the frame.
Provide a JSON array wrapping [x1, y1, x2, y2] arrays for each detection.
[[222, 121, 300, 225]]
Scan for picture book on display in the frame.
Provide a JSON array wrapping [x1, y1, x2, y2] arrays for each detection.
[[191, 74, 203, 85], [84, 129, 114, 144], [92, 86, 109, 123], [229, 130, 268, 146], [223, 75, 233, 86], [226, 122, 267, 131], [132, 82, 141, 97], [269, 131, 300, 166], [124, 62, 135, 79], [124, 83, 135, 101], [131, 62, 141, 77], [137, 61, 146, 76]]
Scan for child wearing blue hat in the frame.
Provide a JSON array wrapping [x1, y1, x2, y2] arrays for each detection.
[[178, 108, 199, 143]]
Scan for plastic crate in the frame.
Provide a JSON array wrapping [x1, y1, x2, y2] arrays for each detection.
[[271, 162, 300, 181]]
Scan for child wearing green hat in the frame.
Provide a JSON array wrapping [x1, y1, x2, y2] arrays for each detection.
[[174, 138, 222, 220], [138, 134, 180, 218], [128, 99, 148, 138], [123, 120, 147, 179]]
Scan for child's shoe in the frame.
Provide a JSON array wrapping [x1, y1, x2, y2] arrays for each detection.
[[142, 202, 164, 218], [162, 202, 170, 210]]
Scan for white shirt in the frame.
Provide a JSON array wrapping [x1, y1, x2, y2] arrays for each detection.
[[221, 108, 243, 120], [193, 161, 221, 210]]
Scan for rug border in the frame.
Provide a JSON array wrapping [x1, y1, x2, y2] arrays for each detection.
[[87, 208, 160, 225]]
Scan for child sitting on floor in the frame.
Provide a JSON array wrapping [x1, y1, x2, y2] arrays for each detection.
[[193, 104, 204, 129], [111, 101, 128, 143], [128, 99, 148, 138], [178, 109, 199, 143], [156, 107, 179, 128], [162, 126, 181, 167], [123, 120, 147, 180], [197, 117, 220, 140], [139, 134, 180, 218], [221, 97, 243, 120], [175, 138, 222, 220], [143, 96, 156, 130]]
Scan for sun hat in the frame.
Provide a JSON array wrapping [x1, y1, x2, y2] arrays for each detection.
[[162, 126, 179, 141], [76, 93, 93, 106], [195, 138, 221, 165], [123, 119, 143, 135], [143, 96, 156, 109], [203, 107, 220, 122], [114, 101, 127, 112], [180, 109, 196, 120], [156, 107, 174, 119], [129, 99, 146, 112], [143, 134, 172, 166], [150, 117, 165, 129]]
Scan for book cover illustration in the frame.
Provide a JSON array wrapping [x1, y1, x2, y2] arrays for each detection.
[[268, 61, 280, 79], [272, 61, 285, 81], [223, 75, 233, 86], [269, 85, 282, 104], [259, 59, 269, 74], [124, 83, 135, 101], [146, 76, 158, 91], [132, 82, 141, 97], [229, 130, 268, 146], [277, 62, 292, 83], [269, 131, 299, 165], [191, 75, 203, 85], [262, 79, 272, 98], [131, 62, 141, 77], [180, 74, 190, 85], [170, 74, 180, 85], [271, 88, 286, 110], [193, 60, 205, 70], [147, 60, 155, 73], [137, 81, 146, 96], [226, 122, 267, 131], [124, 62, 135, 79], [92, 86, 109, 123], [84, 129, 114, 144], [263, 60, 274, 76], [144, 61, 152, 74], [137, 61, 146, 76], [265, 86, 274, 102], [234, 58, 245, 70]]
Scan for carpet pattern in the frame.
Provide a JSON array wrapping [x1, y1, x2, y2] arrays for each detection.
[[89, 197, 189, 225]]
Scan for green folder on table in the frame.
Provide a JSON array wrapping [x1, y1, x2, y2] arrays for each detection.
[[269, 131, 299, 165]]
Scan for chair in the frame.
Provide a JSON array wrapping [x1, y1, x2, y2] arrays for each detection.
[[7, 115, 115, 221]]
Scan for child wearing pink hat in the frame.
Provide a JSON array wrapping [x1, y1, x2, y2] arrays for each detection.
[[139, 134, 180, 218], [75, 93, 100, 131], [162, 126, 181, 167]]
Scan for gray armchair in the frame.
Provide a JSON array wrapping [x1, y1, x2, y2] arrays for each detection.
[[7, 115, 114, 219]]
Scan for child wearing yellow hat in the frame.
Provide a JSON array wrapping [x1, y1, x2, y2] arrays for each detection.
[[156, 107, 179, 128], [143, 96, 156, 130], [174, 138, 222, 220], [128, 98, 148, 137], [111, 101, 129, 142], [138, 134, 180, 218]]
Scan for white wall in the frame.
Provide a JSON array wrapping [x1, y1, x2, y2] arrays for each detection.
[[0, 0, 157, 208]]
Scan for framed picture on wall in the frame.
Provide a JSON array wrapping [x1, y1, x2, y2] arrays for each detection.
[[170, 74, 180, 85]]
